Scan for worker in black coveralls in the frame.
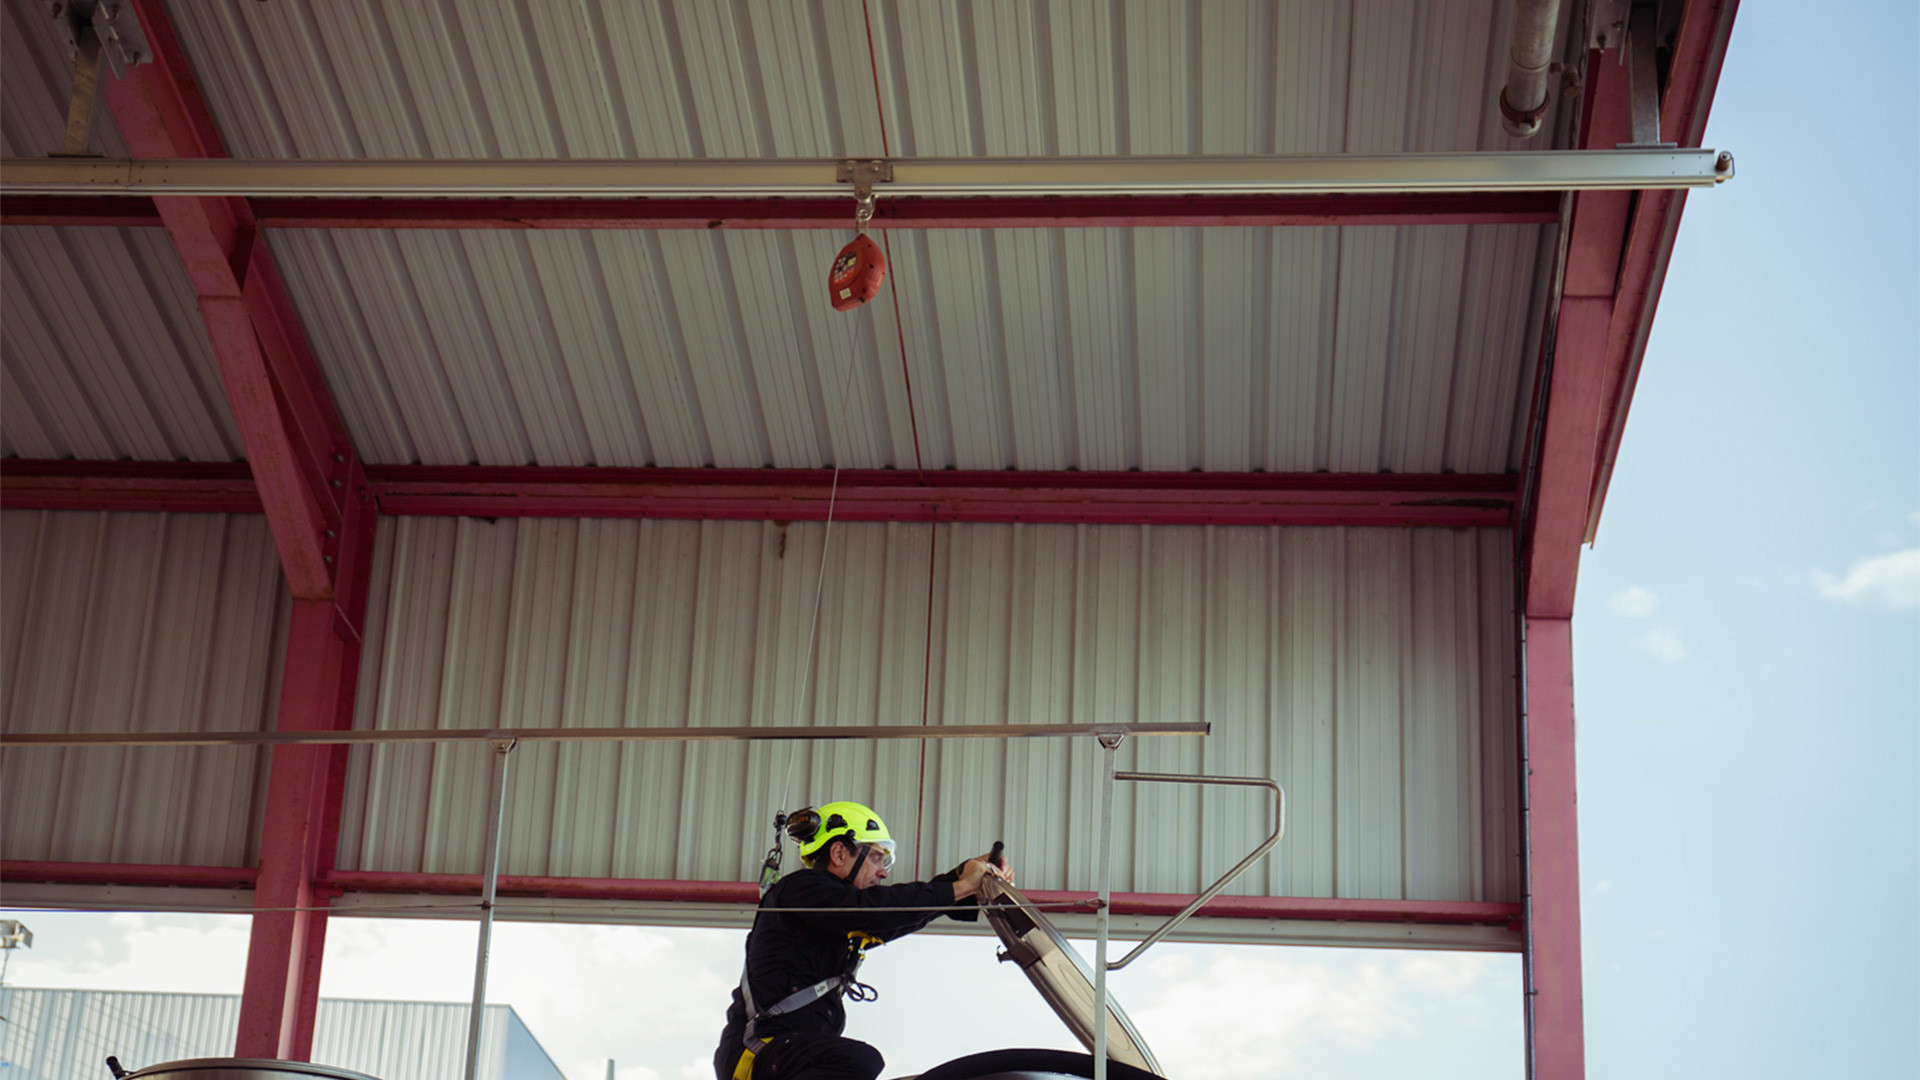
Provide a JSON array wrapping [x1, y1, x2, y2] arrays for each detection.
[[714, 799, 1013, 1080]]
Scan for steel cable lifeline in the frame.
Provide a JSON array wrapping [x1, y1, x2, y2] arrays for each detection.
[[772, 178, 890, 825]]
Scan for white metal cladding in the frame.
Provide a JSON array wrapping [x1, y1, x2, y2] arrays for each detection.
[[0, 510, 287, 867], [340, 518, 1519, 910], [265, 221, 1549, 473], [0, 226, 242, 462], [0, 988, 241, 1078], [0, 988, 553, 1080]]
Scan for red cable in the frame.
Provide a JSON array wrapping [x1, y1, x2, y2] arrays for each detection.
[[860, 0, 892, 157], [864, 0, 934, 877]]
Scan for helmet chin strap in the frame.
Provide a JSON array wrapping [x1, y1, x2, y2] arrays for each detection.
[[835, 841, 872, 883]]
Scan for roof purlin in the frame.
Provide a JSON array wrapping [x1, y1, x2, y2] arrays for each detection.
[[0, 458, 1516, 529]]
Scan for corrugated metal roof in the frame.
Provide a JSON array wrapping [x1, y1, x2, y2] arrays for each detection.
[[0, 226, 241, 462], [98, 0, 1562, 474], [0, 988, 556, 1080], [0, 0, 1577, 473], [267, 221, 1547, 472], [0, 510, 286, 867], [168, 0, 1562, 161], [339, 518, 1519, 908]]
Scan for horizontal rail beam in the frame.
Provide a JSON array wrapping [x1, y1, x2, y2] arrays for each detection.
[[0, 861, 1523, 929], [1, 460, 1518, 528], [1, 191, 1561, 230], [325, 871, 1524, 926], [0, 150, 1734, 199], [0, 722, 1210, 748]]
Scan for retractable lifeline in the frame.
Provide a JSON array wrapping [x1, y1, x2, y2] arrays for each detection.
[[828, 160, 891, 311]]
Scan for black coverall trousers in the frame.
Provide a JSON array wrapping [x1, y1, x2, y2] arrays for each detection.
[[716, 1033, 885, 1080]]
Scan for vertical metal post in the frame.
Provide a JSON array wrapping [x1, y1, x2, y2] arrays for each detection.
[[1093, 732, 1124, 1080], [464, 738, 516, 1080]]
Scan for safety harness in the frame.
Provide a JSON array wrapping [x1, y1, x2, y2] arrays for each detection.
[[732, 930, 884, 1080]]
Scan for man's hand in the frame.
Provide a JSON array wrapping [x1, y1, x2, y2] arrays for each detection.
[[952, 852, 1015, 900]]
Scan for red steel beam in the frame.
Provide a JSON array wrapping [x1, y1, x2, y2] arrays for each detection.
[[1523, 617, 1584, 1080], [0, 860, 260, 890], [2, 459, 1516, 527], [0, 860, 1519, 929], [322, 869, 1521, 928], [1584, 0, 1739, 538], [1521, 1, 1738, 619], [1, 191, 1560, 232], [0, 195, 163, 226], [368, 465, 1517, 527], [101, 0, 351, 602], [1520, 53, 1635, 621], [1, 460, 262, 513]]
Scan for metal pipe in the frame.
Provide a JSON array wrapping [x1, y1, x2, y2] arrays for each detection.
[[1105, 772, 1286, 971], [0, 720, 1209, 749], [0, 149, 1733, 199], [1092, 732, 1124, 1080], [1500, 0, 1564, 138], [464, 738, 515, 1080]]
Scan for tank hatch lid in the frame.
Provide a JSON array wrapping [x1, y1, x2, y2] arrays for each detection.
[[978, 880, 1161, 1076]]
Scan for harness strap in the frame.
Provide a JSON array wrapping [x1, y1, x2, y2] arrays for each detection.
[[735, 974, 852, 1080]]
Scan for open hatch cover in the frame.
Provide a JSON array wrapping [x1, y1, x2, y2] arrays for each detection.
[[978, 881, 1162, 1076]]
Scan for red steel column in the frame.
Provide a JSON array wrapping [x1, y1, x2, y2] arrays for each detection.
[[1523, 618, 1583, 1078], [238, 469, 374, 1059], [103, 1, 374, 1057]]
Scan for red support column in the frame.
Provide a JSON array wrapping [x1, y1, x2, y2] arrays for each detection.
[[1523, 617, 1584, 1079], [103, 0, 375, 1058], [237, 474, 374, 1060]]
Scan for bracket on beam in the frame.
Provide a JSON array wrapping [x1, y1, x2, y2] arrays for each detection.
[[1620, 7, 1677, 149], [48, 1, 152, 157]]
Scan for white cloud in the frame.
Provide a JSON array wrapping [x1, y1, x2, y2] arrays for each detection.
[[1639, 627, 1688, 664], [1814, 547, 1920, 611], [1606, 586, 1661, 619]]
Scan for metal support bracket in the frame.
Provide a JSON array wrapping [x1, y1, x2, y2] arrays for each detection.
[[1587, 0, 1630, 50], [837, 159, 891, 231], [50, 2, 151, 75], [1619, 7, 1676, 149], [48, 1, 152, 157]]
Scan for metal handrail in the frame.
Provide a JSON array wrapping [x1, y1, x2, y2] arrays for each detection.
[[1104, 771, 1286, 971]]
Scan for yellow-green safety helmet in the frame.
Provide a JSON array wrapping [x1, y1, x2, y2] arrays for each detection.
[[793, 800, 894, 870]]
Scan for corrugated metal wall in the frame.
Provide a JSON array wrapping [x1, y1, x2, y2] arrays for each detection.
[[0, 989, 549, 1080], [340, 517, 1520, 906], [0, 511, 286, 867]]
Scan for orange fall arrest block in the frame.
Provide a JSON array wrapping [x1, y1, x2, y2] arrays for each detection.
[[829, 232, 886, 311]]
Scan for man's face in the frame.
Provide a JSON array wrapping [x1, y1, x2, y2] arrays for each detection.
[[849, 843, 890, 889], [837, 837, 894, 887]]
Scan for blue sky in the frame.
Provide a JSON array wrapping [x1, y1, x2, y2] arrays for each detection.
[[1573, 1, 1918, 1076], [3, 3, 1914, 1079]]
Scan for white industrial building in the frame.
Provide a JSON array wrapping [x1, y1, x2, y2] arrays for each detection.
[[0, 988, 563, 1080]]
